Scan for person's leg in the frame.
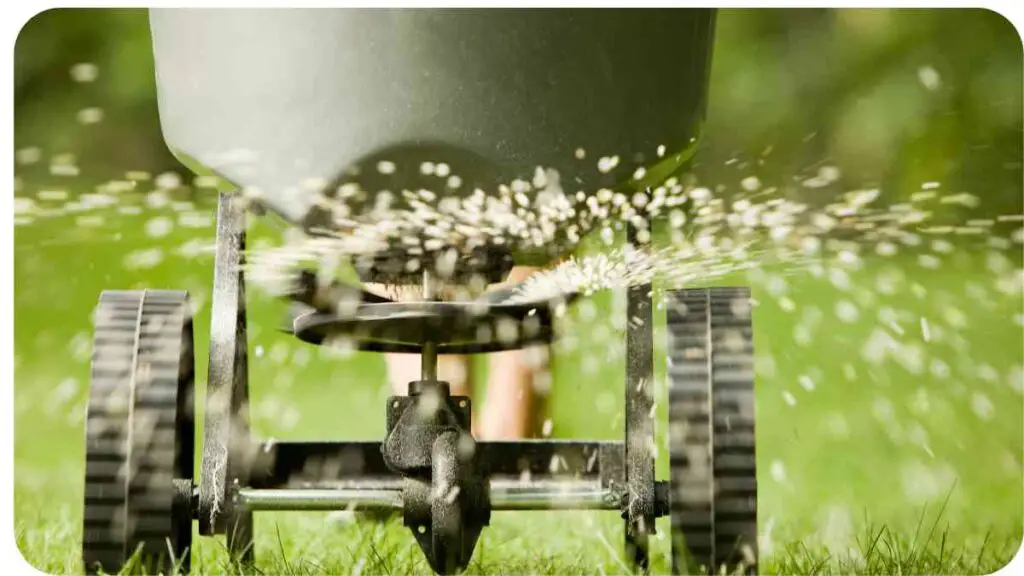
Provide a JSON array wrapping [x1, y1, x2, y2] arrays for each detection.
[[478, 266, 550, 440], [478, 346, 547, 439]]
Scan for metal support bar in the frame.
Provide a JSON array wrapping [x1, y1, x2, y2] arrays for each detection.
[[421, 341, 438, 382], [625, 222, 655, 572], [199, 190, 254, 563], [247, 440, 624, 489], [236, 479, 618, 512], [421, 270, 439, 380], [238, 488, 401, 511]]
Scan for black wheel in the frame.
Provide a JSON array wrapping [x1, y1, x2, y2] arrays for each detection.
[[82, 290, 196, 575], [666, 287, 758, 575]]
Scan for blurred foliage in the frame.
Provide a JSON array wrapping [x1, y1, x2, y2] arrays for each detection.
[[14, 8, 1022, 216], [702, 9, 1022, 217], [15, 9, 178, 189]]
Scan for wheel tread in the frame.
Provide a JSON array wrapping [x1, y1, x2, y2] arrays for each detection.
[[667, 287, 758, 575], [82, 290, 194, 575]]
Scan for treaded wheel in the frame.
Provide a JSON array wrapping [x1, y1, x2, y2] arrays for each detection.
[[82, 290, 196, 575], [666, 287, 758, 575]]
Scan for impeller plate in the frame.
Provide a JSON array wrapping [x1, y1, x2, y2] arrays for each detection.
[[292, 294, 572, 354]]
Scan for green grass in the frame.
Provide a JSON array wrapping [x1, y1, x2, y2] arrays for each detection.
[[13, 200, 1024, 574], [14, 495, 1021, 575]]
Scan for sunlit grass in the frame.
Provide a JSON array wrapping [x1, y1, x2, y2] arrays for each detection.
[[16, 496, 1020, 575]]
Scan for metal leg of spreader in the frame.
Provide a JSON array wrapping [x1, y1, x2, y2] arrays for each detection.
[[199, 190, 256, 565], [624, 225, 656, 573]]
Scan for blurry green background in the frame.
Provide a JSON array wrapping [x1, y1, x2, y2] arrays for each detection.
[[13, 8, 1024, 574]]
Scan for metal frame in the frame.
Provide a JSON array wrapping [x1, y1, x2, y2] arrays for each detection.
[[624, 223, 656, 571], [236, 441, 634, 522], [195, 191, 668, 573], [198, 191, 254, 564]]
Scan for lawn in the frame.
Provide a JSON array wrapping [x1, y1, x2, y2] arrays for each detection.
[[13, 194, 1023, 574]]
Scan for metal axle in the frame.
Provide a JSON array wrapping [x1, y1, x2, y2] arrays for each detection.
[[421, 269, 439, 380], [236, 478, 618, 512]]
